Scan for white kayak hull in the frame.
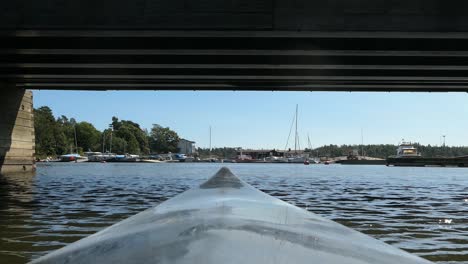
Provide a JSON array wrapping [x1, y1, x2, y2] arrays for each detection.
[[30, 167, 432, 264]]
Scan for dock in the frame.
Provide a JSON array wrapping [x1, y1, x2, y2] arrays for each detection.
[[386, 156, 468, 167]]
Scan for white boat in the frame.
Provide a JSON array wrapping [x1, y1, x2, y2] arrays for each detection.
[[311, 157, 320, 164], [59, 153, 86, 162], [87, 153, 116, 162], [267, 156, 288, 163], [395, 141, 421, 158], [141, 159, 163, 163], [287, 155, 309, 163], [281, 104, 309, 164], [31, 168, 432, 264]]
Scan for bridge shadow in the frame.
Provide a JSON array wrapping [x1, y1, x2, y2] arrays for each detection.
[[0, 89, 27, 174]]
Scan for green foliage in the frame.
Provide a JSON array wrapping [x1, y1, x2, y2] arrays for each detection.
[[313, 144, 468, 158], [35, 107, 102, 157], [110, 117, 150, 154], [34, 111, 156, 156], [75, 122, 101, 152], [54, 115, 74, 155], [414, 143, 468, 158], [197, 147, 238, 159], [149, 124, 180, 153], [35, 107, 101, 157], [34, 106, 58, 157], [197, 145, 468, 159], [34, 108, 174, 157], [110, 136, 127, 154]]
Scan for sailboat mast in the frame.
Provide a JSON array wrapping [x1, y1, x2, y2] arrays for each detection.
[[209, 126, 212, 157], [74, 125, 78, 154], [294, 104, 298, 153], [361, 128, 364, 157], [102, 132, 105, 153]]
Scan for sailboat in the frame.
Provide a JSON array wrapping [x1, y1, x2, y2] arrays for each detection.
[[304, 134, 318, 164], [286, 105, 308, 163], [60, 125, 84, 162]]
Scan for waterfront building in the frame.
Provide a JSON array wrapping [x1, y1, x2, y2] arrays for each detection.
[[178, 139, 196, 155]]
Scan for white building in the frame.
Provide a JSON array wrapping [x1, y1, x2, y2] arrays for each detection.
[[178, 139, 196, 155]]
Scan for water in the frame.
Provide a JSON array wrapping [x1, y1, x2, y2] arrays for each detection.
[[1, 163, 467, 264]]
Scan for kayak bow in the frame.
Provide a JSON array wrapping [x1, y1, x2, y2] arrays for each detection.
[[31, 167, 432, 264]]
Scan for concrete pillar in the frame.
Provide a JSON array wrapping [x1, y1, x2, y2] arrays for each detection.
[[0, 88, 35, 174]]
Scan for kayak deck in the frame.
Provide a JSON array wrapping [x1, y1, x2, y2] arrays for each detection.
[[31, 167, 432, 264]]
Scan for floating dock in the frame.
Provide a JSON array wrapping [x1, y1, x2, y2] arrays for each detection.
[[336, 159, 387, 165], [386, 156, 468, 167]]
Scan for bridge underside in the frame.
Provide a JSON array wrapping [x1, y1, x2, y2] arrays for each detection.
[[3, 30, 468, 92], [3, 0, 468, 173]]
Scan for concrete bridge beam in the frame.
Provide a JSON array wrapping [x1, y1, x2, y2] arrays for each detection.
[[0, 88, 35, 174]]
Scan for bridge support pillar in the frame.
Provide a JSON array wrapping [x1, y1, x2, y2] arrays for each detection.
[[0, 88, 35, 174]]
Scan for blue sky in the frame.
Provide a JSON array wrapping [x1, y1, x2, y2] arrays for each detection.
[[34, 91, 468, 149]]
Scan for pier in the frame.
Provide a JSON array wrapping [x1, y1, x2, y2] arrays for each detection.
[[386, 157, 468, 167]]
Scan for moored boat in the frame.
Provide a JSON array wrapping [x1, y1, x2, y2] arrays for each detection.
[[287, 155, 308, 163], [234, 153, 260, 163], [87, 153, 116, 162], [30, 168, 432, 264], [394, 141, 421, 158], [108, 154, 140, 162], [59, 153, 85, 162]]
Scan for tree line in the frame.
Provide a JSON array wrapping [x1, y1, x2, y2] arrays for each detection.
[[196, 143, 468, 159], [34, 106, 181, 158], [35, 106, 468, 159], [311, 144, 468, 158]]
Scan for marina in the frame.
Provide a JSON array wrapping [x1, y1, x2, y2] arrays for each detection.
[[43, 150, 468, 168], [47, 144, 468, 168]]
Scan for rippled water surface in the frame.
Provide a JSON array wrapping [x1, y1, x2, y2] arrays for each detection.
[[0, 163, 467, 263]]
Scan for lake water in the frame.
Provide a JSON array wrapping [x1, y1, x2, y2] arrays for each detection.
[[0, 163, 467, 263]]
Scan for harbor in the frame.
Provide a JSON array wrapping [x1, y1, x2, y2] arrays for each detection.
[[33, 104, 468, 168], [45, 142, 468, 168]]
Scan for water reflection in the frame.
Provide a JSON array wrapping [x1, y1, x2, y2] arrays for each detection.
[[0, 171, 36, 263], [0, 163, 467, 263]]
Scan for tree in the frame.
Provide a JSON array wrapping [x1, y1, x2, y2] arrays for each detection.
[[110, 136, 126, 154], [108, 117, 150, 154], [149, 124, 180, 153], [197, 147, 237, 159], [34, 106, 57, 157], [75, 122, 101, 152]]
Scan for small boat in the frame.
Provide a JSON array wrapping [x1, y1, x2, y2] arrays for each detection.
[[304, 160, 310, 165], [141, 159, 163, 163], [59, 153, 86, 162], [87, 153, 116, 162], [30, 168, 432, 264], [108, 154, 140, 162], [234, 154, 259, 163], [172, 153, 187, 161], [266, 156, 289, 163], [287, 155, 308, 163]]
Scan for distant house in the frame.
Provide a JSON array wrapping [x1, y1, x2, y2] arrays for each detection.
[[178, 139, 196, 155]]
